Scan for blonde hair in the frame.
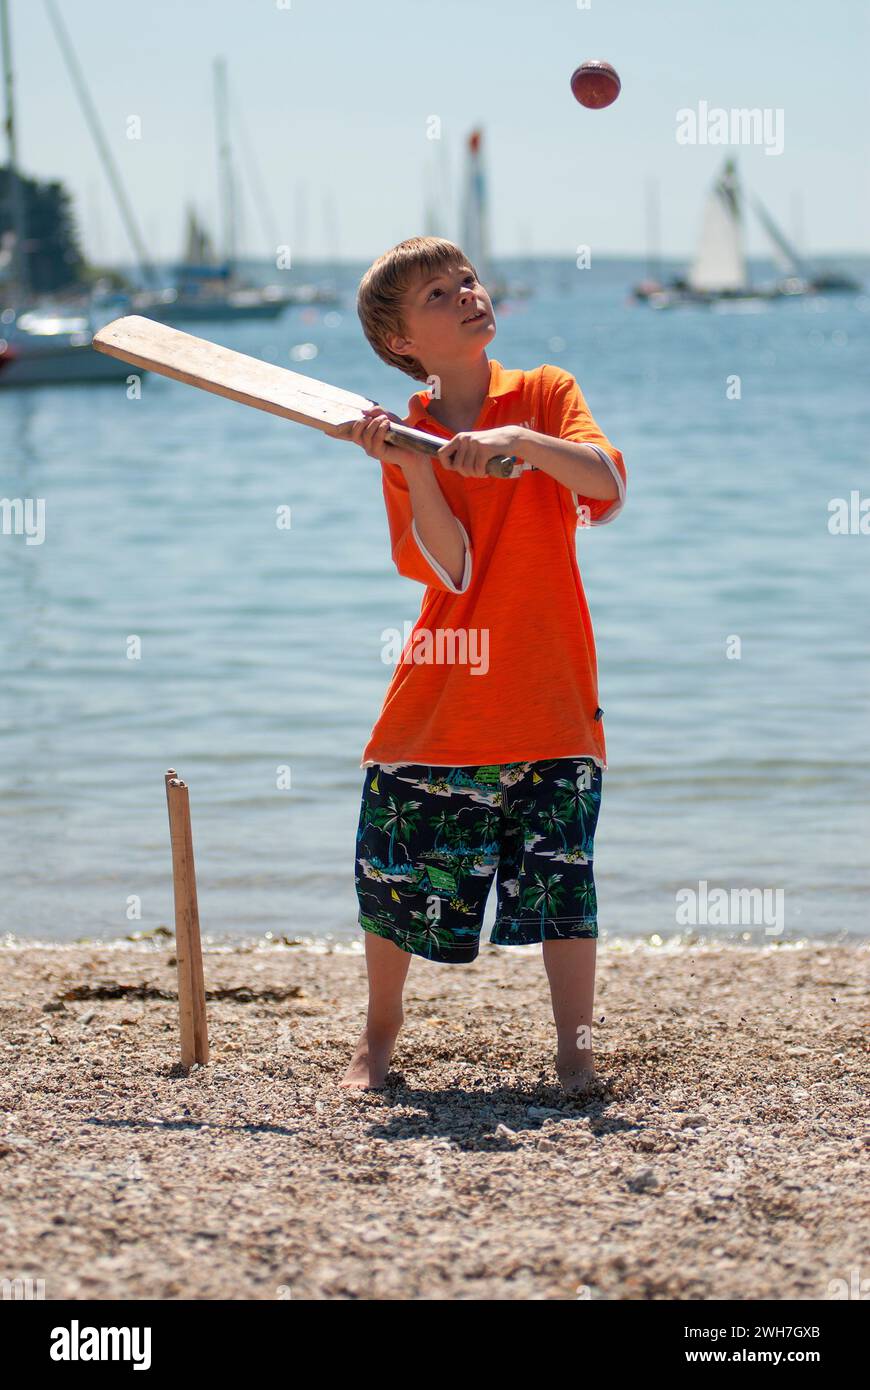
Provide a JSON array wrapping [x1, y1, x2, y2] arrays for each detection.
[[356, 236, 479, 383]]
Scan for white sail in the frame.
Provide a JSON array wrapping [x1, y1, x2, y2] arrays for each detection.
[[688, 159, 747, 292]]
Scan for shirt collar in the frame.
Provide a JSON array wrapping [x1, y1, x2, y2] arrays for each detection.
[[404, 358, 525, 428]]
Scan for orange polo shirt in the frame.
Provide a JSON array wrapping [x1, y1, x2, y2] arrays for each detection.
[[359, 358, 626, 769]]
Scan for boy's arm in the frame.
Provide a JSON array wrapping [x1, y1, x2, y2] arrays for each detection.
[[534, 367, 626, 524], [434, 367, 626, 525], [437, 425, 618, 499], [382, 457, 471, 593], [345, 405, 472, 593], [509, 431, 620, 501], [401, 458, 469, 590]]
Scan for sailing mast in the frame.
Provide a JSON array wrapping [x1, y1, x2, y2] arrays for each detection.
[[293, 179, 308, 264], [230, 77, 281, 258], [214, 57, 236, 269], [791, 193, 805, 259], [43, 0, 158, 287], [422, 156, 440, 238], [644, 176, 662, 284], [0, 0, 29, 304], [461, 129, 491, 285], [423, 139, 451, 241], [751, 194, 807, 279]]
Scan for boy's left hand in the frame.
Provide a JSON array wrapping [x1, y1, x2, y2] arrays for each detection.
[[436, 426, 522, 477]]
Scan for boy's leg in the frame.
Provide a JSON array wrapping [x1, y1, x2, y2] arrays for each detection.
[[542, 937, 599, 1090], [341, 930, 411, 1090], [490, 758, 603, 1092], [347, 760, 502, 1089]]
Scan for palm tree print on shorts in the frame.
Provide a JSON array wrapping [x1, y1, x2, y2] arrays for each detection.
[[355, 758, 603, 962]]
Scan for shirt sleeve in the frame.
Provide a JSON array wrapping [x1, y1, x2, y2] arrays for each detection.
[[380, 459, 473, 593], [541, 365, 627, 526]]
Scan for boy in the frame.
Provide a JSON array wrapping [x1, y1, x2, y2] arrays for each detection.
[[340, 237, 626, 1093]]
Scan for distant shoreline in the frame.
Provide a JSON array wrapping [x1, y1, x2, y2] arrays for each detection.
[[2, 930, 867, 953]]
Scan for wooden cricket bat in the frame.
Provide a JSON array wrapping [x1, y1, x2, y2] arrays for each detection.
[[92, 315, 517, 477]]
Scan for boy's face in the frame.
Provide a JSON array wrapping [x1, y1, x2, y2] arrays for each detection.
[[386, 261, 495, 374]]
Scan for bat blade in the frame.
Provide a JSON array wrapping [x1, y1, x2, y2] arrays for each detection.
[[92, 314, 374, 434], [92, 315, 518, 477]]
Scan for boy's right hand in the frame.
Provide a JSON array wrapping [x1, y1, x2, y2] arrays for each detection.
[[342, 406, 424, 472]]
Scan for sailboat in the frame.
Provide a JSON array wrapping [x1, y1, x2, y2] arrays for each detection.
[[634, 159, 776, 308], [135, 199, 293, 324], [135, 59, 337, 324], [633, 158, 863, 308], [0, 0, 135, 387], [462, 130, 496, 292], [0, 303, 141, 385], [460, 129, 530, 304], [130, 61, 291, 323]]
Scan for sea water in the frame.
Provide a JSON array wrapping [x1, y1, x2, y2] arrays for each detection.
[[1, 256, 867, 943]]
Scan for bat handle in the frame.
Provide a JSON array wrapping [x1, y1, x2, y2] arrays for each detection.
[[385, 421, 518, 478], [483, 454, 519, 478]]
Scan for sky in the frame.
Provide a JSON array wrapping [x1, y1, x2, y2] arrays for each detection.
[[4, 0, 869, 266]]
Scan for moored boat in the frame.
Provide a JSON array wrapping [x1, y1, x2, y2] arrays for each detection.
[[0, 306, 136, 386], [633, 159, 863, 307]]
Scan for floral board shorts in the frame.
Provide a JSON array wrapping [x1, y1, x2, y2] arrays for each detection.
[[354, 758, 603, 964]]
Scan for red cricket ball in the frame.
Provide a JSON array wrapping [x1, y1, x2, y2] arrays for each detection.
[[571, 59, 621, 109]]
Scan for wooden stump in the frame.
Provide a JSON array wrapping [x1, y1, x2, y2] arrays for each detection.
[[165, 770, 209, 1066]]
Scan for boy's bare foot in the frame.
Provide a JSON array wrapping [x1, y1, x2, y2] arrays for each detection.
[[340, 1018, 403, 1090], [555, 1050, 601, 1095]]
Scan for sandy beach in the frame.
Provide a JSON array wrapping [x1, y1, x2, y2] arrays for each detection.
[[0, 936, 867, 1301]]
